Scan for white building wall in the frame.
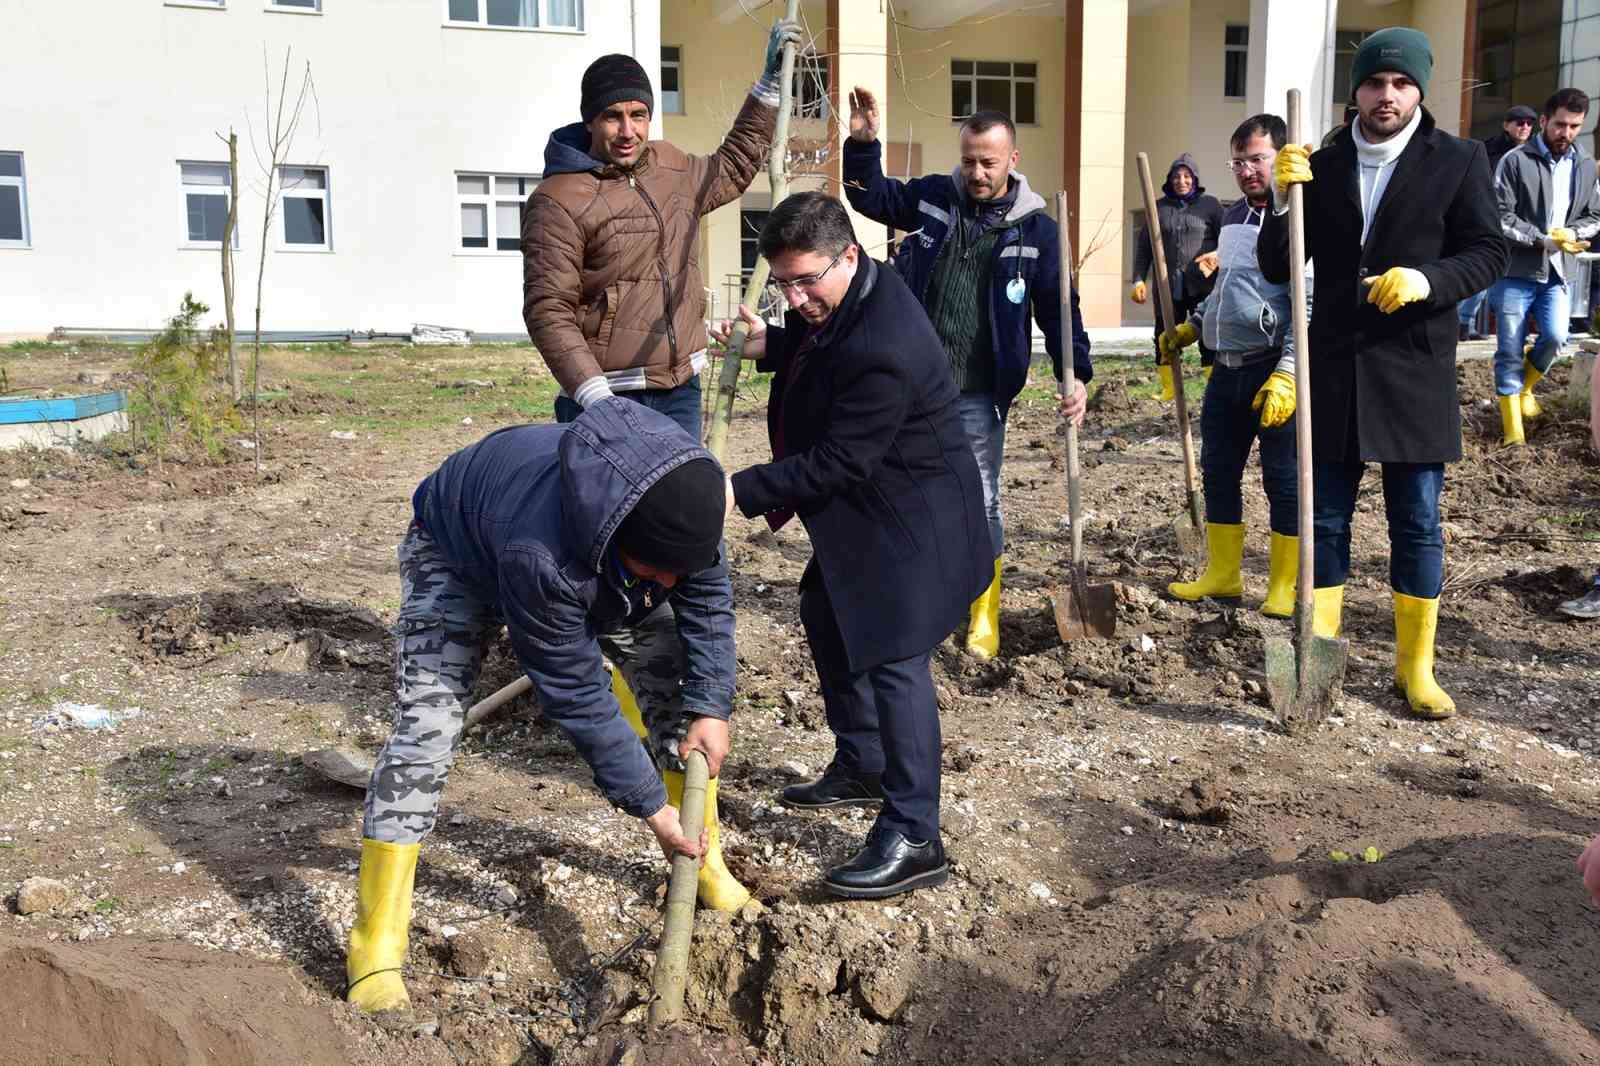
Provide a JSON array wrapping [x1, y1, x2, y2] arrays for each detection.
[[0, 0, 657, 337]]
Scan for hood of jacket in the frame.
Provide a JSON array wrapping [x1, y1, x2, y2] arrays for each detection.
[[1163, 153, 1205, 199], [558, 397, 723, 573], [948, 167, 1048, 225], [543, 122, 614, 178]]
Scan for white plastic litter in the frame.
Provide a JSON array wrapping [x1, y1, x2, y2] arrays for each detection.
[[40, 702, 142, 730]]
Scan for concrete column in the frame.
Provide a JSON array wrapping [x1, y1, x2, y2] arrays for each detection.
[[827, 0, 887, 254], [1063, 0, 1128, 328], [1246, 0, 1336, 144]]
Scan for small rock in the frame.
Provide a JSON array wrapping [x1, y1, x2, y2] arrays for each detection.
[[737, 898, 766, 923], [412, 1021, 440, 1038], [1243, 680, 1262, 696], [783, 690, 805, 708], [16, 877, 74, 915], [1028, 881, 1052, 900], [439, 924, 461, 939], [781, 760, 811, 778], [494, 884, 519, 907], [172, 861, 188, 875], [448, 812, 469, 827], [9, 478, 30, 490], [210, 776, 233, 799], [1138, 635, 1156, 653], [1009, 819, 1030, 833], [460, 417, 473, 425], [1119, 825, 1135, 837], [1069, 759, 1091, 772], [330, 430, 358, 441]]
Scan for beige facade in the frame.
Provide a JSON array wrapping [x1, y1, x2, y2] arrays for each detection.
[[658, 0, 1474, 329]]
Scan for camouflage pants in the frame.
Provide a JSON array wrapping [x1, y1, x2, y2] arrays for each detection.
[[362, 523, 695, 845]]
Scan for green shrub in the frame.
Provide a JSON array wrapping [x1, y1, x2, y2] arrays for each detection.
[[126, 294, 240, 461]]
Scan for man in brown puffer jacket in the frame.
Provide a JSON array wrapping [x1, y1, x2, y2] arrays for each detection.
[[523, 24, 799, 441]]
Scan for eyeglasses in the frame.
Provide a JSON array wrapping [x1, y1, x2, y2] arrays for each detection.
[[1509, 119, 1535, 127], [771, 249, 845, 294], [1227, 153, 1274, 173]]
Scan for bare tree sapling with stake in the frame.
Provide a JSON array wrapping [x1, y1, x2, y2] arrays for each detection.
[[245, 47, 319, 475], [216, 128, 241, 402]]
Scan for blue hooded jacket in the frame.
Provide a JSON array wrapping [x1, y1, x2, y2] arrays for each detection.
[[410, 400, 736, 818], [842, 137, 1092, 421]]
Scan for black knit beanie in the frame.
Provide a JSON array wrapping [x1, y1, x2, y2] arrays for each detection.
[[581, 53, 655, 124], [1349, 27, 1433, 100], [615, 459, 724, 575]]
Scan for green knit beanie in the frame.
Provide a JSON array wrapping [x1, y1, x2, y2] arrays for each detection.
[[1350, 27, 1433, 99]]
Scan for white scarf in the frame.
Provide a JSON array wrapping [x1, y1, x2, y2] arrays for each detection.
[[1352, 106, 1423, 244]]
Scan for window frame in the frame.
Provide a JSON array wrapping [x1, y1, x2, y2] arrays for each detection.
[[949, 59, 1038, 126], [1332, 29, 1372, 104], [1223, 23, 1249, 100], [455, 171, 539, 256], [165, 0, 226, 9], [0, 151, 30, 250], [177, 160, 239, 250], [442, 0, 584, 33], [661, 45, 684, 115], [266, 0, 322, 13], [278, 164, 332, 252], [792, 49, 831, 120]]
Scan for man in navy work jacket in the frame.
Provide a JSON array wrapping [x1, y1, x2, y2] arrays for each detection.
[[1259, 28, 1506, 721], [719, 192, 992, 900], [839, 87, 1092, 662], [345, 400, 741, 1014]]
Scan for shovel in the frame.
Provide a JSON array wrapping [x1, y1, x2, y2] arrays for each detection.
[[1049, 191, 1117, 641], [1134, 152, 1205, 560], [1263, 88, 1349, 730]]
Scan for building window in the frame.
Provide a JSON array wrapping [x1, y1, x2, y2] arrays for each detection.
[[1332, 30, 1372, 103], [1471, 0, 1565, 140], [950, 60, 1037, 125], [269, 0, 320, 8], [280, 166, 330, 249], [457, 172, 537, 252], [662, 46, 683, 114], [0, 152, 29, 248], [180, 161, 237, 247], [444, 0, 582, 30], [793, 50, 830, 120], [1224, 24, 1248, 99]]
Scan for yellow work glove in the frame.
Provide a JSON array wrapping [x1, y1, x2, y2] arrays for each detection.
[[1274, 143, 1312, 198], [1157, 321, 1197, 364], [1362, 266, 1430, 314], [1550, 227, 1590, 255], [1130, 280, 1148, 305], [1251, 370, 1296, 428]]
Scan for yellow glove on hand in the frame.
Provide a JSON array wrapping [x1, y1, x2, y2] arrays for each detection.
[[1157, 321, 1197, 365], [1274, 143, 1312, 198], [1130, 281, 1148, 305], [1551, 227, 1590, 255], [1362, 266, 1430, 314], [1251, 370, 1296, 428]]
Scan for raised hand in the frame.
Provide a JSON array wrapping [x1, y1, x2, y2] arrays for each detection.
[[848, 85, 880, 143]]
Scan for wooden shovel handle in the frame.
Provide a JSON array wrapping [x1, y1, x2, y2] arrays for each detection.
[[1056, 191, 1084, 569], [1286, 89, 1316, 626]]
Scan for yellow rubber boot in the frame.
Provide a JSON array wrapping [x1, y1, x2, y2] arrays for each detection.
[[347, 839, 419, 1013], [1312, 585, 1344, 639], [1260, 532, 1298, 619], [663, 769, 752, 913], [965, 557, 1003, 660], [612, 667, 647, 741], [1158, 363, 1176, 402], [1202, 365, 1213, 384], [1499, 394, 1525, 446], [1168, 523, 1245, 602], [1520, 358, 1544, 420], [1393, 592, 1455, 719]]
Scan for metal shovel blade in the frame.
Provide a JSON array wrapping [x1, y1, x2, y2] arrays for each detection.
[[1265, 632, 1350, 729], [1173, 513, 1204, 561], [1051, 574, 1118, 642]]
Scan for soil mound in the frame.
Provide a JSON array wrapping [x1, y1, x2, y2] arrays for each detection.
[[2, 934, 357, 1066]]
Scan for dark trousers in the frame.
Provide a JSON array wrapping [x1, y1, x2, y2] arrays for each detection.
[[799, 568, 941, 842], [555, 375, 704, 442], [1198, 358, 1297, 533], [1152, 293, 1215, 368], [1313, 460, 1444, 598]]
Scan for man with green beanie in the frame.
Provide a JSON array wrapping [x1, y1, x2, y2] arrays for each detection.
[[1258, 27, 1507, 720]]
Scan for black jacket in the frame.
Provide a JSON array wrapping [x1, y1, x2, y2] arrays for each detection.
[[1133, 155, 1223, 305], [730, 256, 993, 672], [1258, 109, 1508, 464], [1494, 136, 1600, 283], [1483, 130, 1521, 172]]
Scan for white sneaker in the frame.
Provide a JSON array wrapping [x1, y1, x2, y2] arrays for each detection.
[[1557, 586, 1600, 620]]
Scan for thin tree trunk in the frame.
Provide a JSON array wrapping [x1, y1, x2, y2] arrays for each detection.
[[222, 131, 241, 402], [705, 0, 801, 464]]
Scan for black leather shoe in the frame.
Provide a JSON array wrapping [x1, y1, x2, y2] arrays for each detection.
[[781, 770, 884, 809], [823, 826, 948, 899]]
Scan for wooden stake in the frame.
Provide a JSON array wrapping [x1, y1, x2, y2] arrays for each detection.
[[648, 750, 710, 1026]]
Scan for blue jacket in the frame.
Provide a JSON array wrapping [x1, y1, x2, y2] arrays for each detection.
[[410, 400, 736, 819], [842, 137, 1091, 420]]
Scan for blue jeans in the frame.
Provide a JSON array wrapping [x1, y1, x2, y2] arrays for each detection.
[[1494, 277, 1570, 395], [1313, 460, 1444, 598], [1198, 358, 1297, 533], [555, 376, 704, 442], [800, 568, 941, 841], [1458, 286, 1489, 329], [956, 393, 1006, 557]]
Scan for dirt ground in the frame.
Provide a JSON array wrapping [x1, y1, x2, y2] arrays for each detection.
[[2, 338, 1599, 1065]]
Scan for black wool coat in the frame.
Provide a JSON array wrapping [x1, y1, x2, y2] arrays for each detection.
[[1258, 109, 1507, 464], [730, 256, 993, 673]]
